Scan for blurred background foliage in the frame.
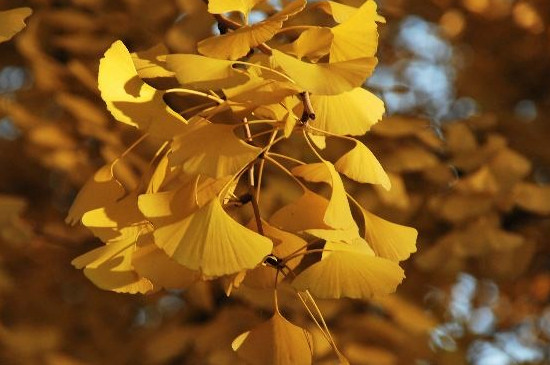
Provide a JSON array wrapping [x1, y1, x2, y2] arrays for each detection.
[[0, 0, 549, 364]]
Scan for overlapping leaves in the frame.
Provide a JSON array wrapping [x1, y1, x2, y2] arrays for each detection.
[[68, 1, 417, 362]]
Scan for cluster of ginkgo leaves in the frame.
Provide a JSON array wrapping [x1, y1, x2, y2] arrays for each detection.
[[59, 0, 417, 363]]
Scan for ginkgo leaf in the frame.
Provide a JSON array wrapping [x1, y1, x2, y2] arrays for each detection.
[[198, 0, 306, 60], [303, 227, 359, 243], [0, 7, 32, 43], [314, 1, 357, 23], [334, 140, 390, 190], [309, 87, 384, 136], [165, 54, 249, 90], [291, 162, 331, 184], [132, 234, 200, 290], [72, 230, 153, 294], [281, 27, 333, 61], [244, 220, 307, 289], [223, 75, 300, 107], [81, 194, 146, 242], [66, 162, 125, 225], [291, 161, 357, 231], [360, 208, 417, 262], [208, 0, 264, 20], [138, 177, 199, 227], [153, 198, 273, 276], [291, 240, 404, 299], [329, 0, 381, 62], [131, 43, 175, 79], [272, 50, 377, 95], [98, 41, 186, 139], [232, 311, 313, 365], [169, 117, 262, 178], [269, 190, 330, 232]]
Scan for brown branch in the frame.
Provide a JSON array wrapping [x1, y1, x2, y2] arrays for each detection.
[[242, 118, 264, 235], [299, 92, 316, 123]]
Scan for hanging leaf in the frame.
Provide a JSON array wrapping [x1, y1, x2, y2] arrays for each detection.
[[292, 240, 404, 299], [153, 198, 273, 276], [269, 189, 330, 232], [272, 50, 377, 95], [360, 208, 417, 262], [309, 87, 384, 136], [291, 161, 357, 231], [334, 140, 390, 189], [98, 41, 187, 139], [169, 117, 262, 178], [232, 311, 313, 365], [0, 7, 32, 43]]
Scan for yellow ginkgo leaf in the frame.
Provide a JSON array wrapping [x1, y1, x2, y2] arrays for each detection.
[[81, 194, 146, 243], [65, 162, 125, 225], [98, 41, 187, 139], [223, 75, 300, 107], [292, 161, 357, 231], [165, 54, 249, 90], [131, 43, 175, 79], [208, 0, 264, 20], [303, 227, 359, 243], [132, 234, 200, 290], [244, 220, 307, 289], [281, 27, 333, 61], [334, 140, 390, 190], [199, 0, 306, 60], [360, 208, 417, 262], [153, 198, 273, 276], [169, 117, 262, 178], [0, 7, 32, 43], [145, 153, 183, 194], [269, 190, 330, 232], [139, 177, 199, 227], [314, 1, 357, 23], [329, 0, 381, 62], [292, 240, 404, 299], [309, 87, 384, 136], [72, 230, 153, 294], [291, 162, 331, 184], [272, 50, 377, 95], [232, 311, 313, 365]]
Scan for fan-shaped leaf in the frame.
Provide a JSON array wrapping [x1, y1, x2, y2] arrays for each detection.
[[232, 311, 313, 365], [334, 140, 390, 189], [292, 240, 404, 299], [153, 198, 273, 276], [272, 50, 377, 95], [98, 41, 186, 139], [309, 87, 384, 136]]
